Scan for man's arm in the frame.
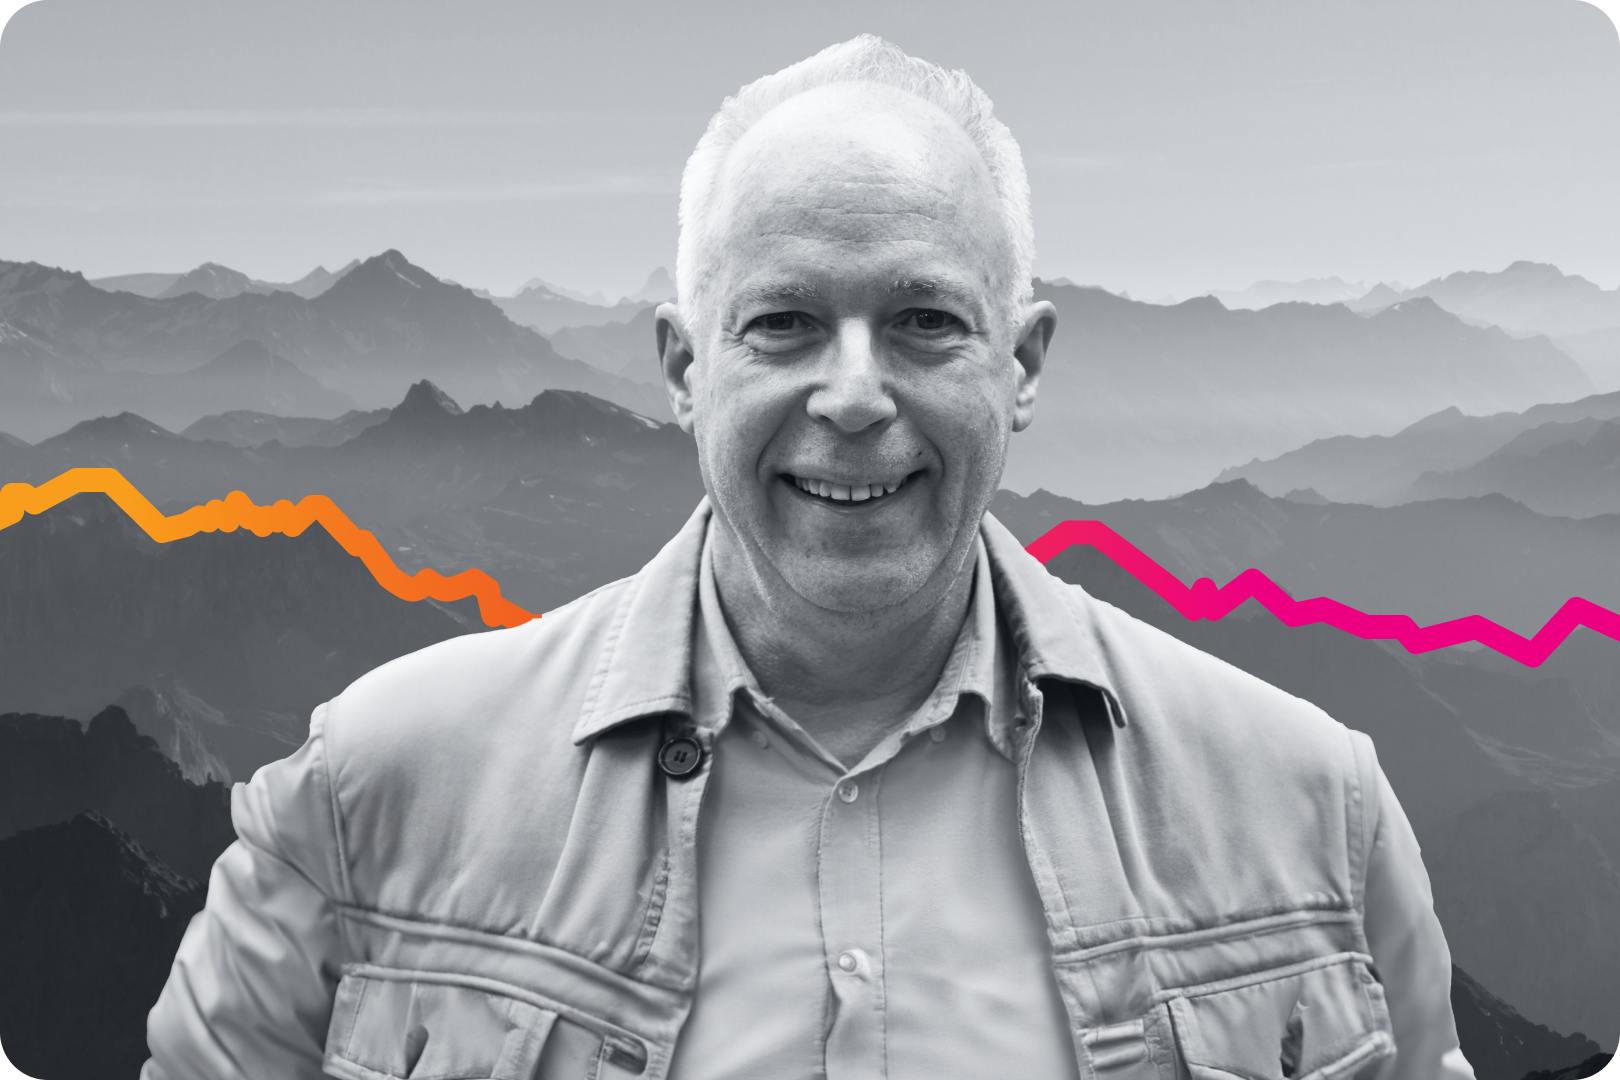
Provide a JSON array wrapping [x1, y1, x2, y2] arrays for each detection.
[[142, 704, 347, 1080], [1363, 764, 1476, 1080]]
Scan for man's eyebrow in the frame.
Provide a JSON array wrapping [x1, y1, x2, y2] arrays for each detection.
[[728, 282, 824, 310], [891, 278, 983, 309]]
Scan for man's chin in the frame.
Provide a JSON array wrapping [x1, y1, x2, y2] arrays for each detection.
[[778, 556, 941, 616]]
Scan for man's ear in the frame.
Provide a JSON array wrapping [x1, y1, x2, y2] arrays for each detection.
[[1011, 300, 1057, 433], [656, 303, 699, 434]]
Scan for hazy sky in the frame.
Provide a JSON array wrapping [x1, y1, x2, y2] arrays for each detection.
[[1, 0, 1616, 300]]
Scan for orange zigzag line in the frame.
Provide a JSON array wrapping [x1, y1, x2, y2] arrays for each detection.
[[0, 467, 538, 629]]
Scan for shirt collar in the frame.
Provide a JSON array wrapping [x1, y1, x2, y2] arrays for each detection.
[[571, 499, 1125, 745]]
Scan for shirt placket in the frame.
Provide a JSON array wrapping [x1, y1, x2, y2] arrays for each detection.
[[817, 760, 888, 1080]]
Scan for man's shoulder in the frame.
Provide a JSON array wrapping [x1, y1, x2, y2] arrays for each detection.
[[1049, 577, 1357, 756], [320, 574, 637, 766]]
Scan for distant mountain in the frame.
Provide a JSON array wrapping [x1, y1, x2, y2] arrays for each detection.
[[0, 250, 669, 439], [1218, 390, 1620, 505], [0, 813, 207, 1080], [0, 491, 475, 754], [113, 679, 291, 785], [157, 261, 267, 300], [1342, 262, 1620, 391], [1409, 417, 1620, 517], [0, 707, 234, 881], [516, 277, 608, 305], [180, 405, 389, 448], [1391, 261, 1620, 338], [624, 266, 675, 305], [0, 336, 357, 441], [1346, 281, 1406, 312], [547, 305, 662, 384], [1432, 792, 1620, 1050], [1001, 283, 1593, 501], [110, 680, 233, 785], [490, 280, 648, 334], [91, 259, 359, 302], [1208, 276, 1369, 309], [273, 258, 360, 299], [87, 270, 183, 298], [1451, 965, 1605, 1080]]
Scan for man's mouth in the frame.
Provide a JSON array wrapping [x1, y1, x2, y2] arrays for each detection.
[[787, 473, 911, 504]]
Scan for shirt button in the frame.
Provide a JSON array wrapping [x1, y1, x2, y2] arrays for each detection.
[[657, 736, 703, 778], [837, 781, 859, 803], [749, 730, 769, 750], [929, 726, 947, 743], [837, 951, 858, 972]]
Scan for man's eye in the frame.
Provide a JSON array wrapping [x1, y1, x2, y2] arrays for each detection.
[[755, 312, 804, 332], [907, 309, 957, 331]]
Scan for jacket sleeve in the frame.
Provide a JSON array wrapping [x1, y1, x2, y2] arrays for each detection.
[[142, 702, 348, 1080], [1362, 761, 1476, 1080]]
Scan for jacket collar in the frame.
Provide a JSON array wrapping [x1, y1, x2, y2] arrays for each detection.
[[572, 500, 1124, 745]]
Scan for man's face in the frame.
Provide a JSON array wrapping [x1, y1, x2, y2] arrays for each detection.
[[662, 84, 1052, 616]]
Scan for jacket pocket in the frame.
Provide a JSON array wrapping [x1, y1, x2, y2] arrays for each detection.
[[1166, 954, 1394, 1080], [322, 965, 649, 1080]]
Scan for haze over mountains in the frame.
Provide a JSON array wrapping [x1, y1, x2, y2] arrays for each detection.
[[1003, 281, 1592, 501], [0, 250, 668, 441], [1221, 390, 1620, 515], [91, 259, 362, 301]]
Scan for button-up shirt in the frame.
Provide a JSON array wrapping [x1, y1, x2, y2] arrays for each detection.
[[665, 527, 1084, 1079]]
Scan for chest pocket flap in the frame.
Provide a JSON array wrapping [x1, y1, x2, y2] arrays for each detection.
[[323, 966, 557, 1080], [1168, 955, 1395, 1080]]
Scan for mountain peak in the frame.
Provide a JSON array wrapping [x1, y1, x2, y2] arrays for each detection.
[[158, 262, 257, 300], [395, 379, 466, 419], [40, 411, 180, 449], [624, 267, 675, 305]]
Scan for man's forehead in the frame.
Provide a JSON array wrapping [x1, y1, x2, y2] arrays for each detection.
[[718, 84, 992, 209]]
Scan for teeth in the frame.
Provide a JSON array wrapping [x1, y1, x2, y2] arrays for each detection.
[[793, 475, 907, 502]]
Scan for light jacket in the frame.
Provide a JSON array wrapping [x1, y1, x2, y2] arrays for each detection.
[[144, 502, 1462, 1080]]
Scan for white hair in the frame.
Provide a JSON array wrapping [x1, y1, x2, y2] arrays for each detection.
[[675, 34, 1035, 328]]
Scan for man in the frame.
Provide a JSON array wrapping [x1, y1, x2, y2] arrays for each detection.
[[145, 36, 1471, 1080]]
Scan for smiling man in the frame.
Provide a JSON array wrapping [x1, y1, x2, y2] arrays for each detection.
[[145, 36, 1471, 1080]]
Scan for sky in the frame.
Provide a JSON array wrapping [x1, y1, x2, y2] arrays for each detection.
[[0, 0, 1616, 301]]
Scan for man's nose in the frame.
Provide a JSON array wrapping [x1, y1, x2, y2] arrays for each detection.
[[806, 320, 897, 433]]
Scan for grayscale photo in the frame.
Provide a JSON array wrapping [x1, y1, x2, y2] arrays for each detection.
[[0, 3, 1618, 1080]]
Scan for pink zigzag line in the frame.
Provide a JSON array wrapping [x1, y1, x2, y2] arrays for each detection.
[[1024, 520, 1620, 668]]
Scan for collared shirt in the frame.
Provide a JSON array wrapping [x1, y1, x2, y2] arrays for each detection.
[[666, 526, 1081, 1080]]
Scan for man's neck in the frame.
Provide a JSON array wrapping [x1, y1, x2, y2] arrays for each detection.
[[709, 526, 978, 768]]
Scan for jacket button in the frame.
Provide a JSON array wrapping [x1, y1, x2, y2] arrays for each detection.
[[658, 736, 704, 778]]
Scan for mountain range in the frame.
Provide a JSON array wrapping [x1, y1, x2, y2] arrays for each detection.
[[1346, 262, 1620, 392], [1219, 391, 1620, 516], [0, 490, 477, 763], [546, 304, 662, 384], [90, 259, 361, 301], [1208, 276, 1374, 309], [477, 268, 672, 335], [0, 249, 669, 441], [1000, 282, 1593, 501]]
